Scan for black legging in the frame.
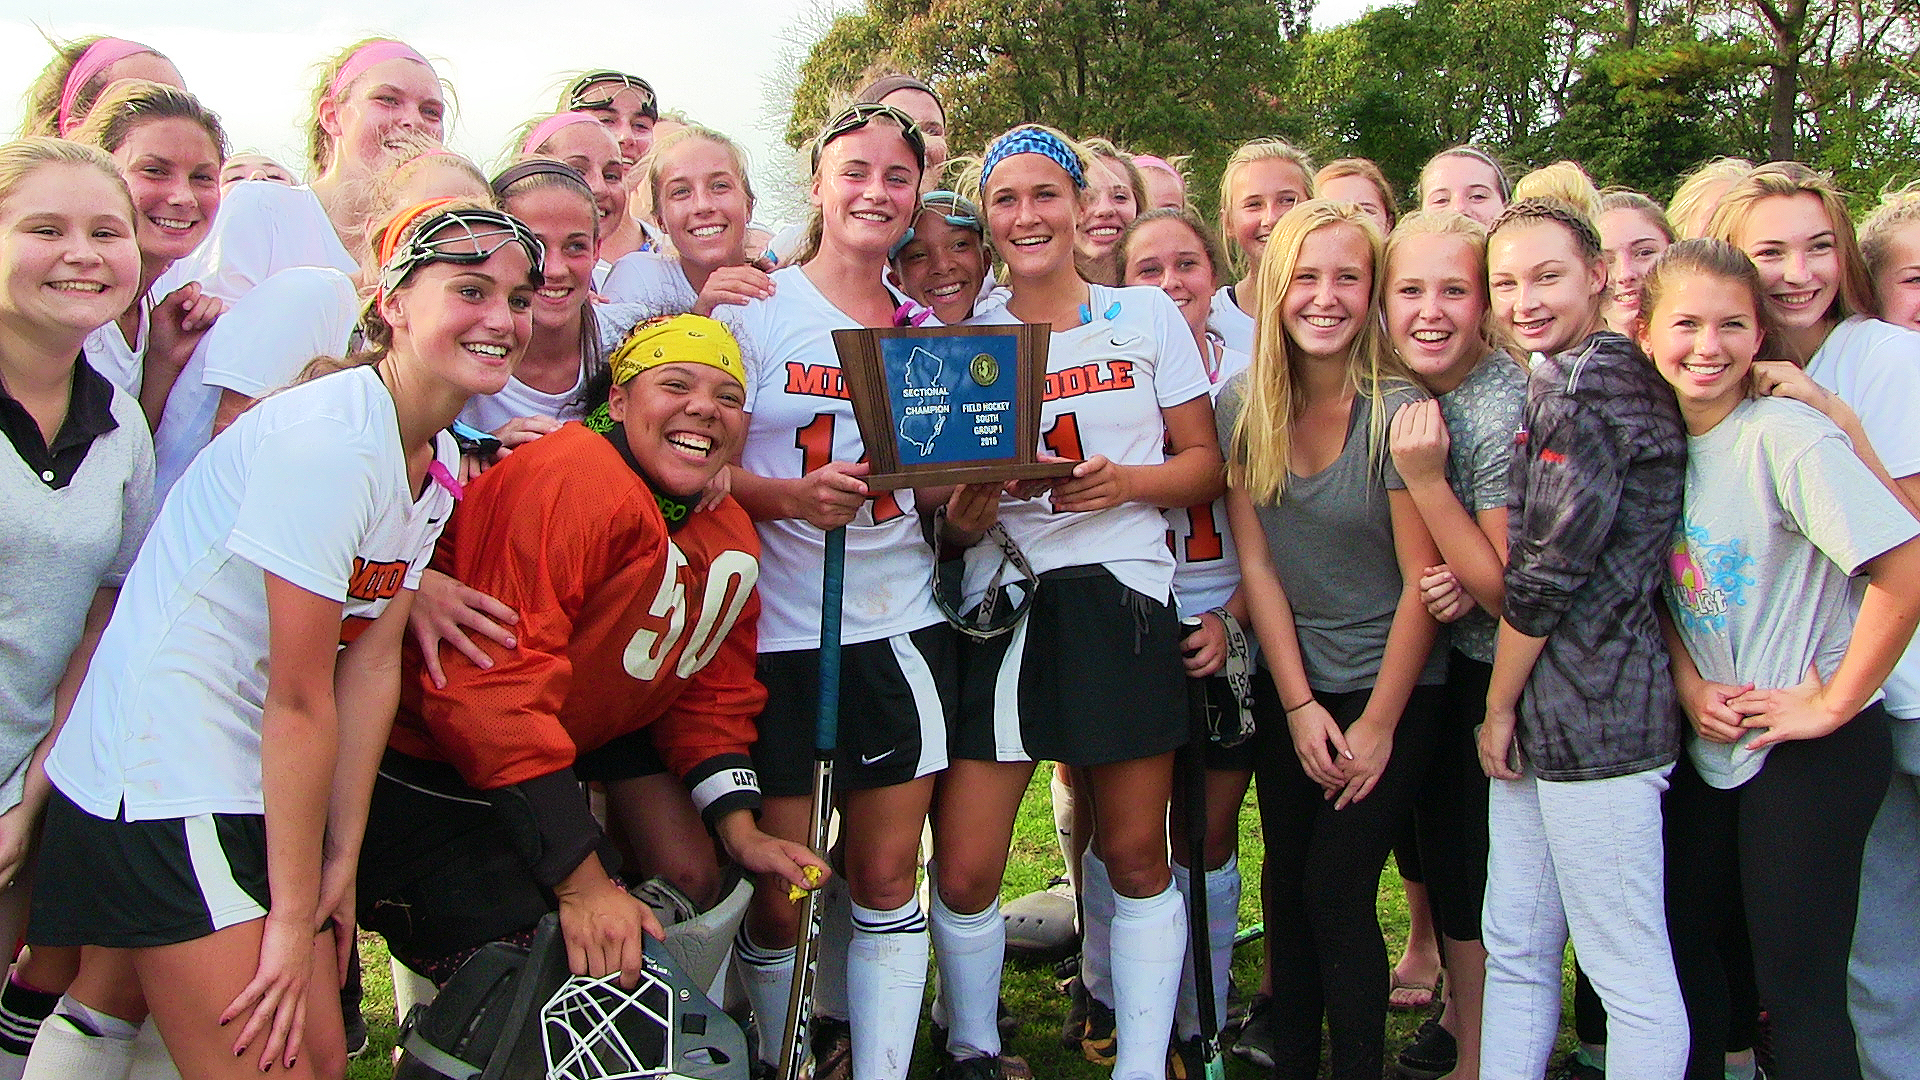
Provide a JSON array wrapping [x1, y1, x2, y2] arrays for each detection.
[[1664, 704, 1893, 1080], [1252, 670, 1442, 1080]]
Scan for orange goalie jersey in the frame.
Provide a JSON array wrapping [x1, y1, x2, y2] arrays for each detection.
[[390, 422, 764, 823]]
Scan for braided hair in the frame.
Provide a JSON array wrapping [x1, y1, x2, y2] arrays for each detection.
[[1489, 197, 1603, 262]]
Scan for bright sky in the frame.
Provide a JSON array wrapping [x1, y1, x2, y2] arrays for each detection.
[[1, 1, 1370, 225]]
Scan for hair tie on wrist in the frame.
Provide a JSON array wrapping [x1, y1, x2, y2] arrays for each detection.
[[1283, 698, 1314, 714]]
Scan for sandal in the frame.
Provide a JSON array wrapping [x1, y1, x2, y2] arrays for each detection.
[[1388, 973, 1439, 1011]]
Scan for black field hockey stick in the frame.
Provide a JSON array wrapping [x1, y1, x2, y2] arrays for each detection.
[[1180, 617, 1227, 1080], [779, 525, 845, 1080]]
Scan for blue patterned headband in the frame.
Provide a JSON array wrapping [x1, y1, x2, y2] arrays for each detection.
[[982, 127, 1085, 189]]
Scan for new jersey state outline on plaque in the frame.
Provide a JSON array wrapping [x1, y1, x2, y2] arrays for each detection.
[[898, 345, 948, 455]]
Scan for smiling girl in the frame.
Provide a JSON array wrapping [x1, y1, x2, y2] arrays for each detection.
[[25, 198, 540, 1080], [1075, 139, 1145, 286], [69, 81, 229, 427], [1381, 209, 1525, 1080], [932, 124, 1221, 1080], [0, 137, 151, 1079], [561, 70, 660, 265], [1597, 190, 1674, 336], [1477, 196, 1689, 1079], [1218, 199, 1443, 1080], [889, 189, 997, 327], [1707, 161, 1920, 1080], [1210, 139, 1315, 355], [512, 113, 626, 283], [1118, 206, 1254, 1073], [601, 126, 773, 324], [720, 102, 951, 1080], [178, 38, 447, 306], [358, 313, 821, 998], [1417, 147, 1509, 228], [1643, 237, 1920, 1080]]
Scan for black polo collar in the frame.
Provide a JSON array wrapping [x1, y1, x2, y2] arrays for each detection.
[[0, 358, 121, 490]]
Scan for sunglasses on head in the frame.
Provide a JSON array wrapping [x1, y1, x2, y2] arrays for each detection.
[[378, 208, 545, 299], [811, 102, 927, 174], [568, 71, 658, 118]]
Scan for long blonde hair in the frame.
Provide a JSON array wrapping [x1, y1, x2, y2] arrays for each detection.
[[1230, 199, 1411, 503], [1216, 137, 1316, 278], [1706, 161, 1875, 323]]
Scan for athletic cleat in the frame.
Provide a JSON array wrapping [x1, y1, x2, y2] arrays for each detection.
[[1395, 1016, 1457, 1079], [1168, 1034, 1207, 1080], [1059, 974, 1090, 1051], [1228, 993, 1274, 1070], [809, 1016, 851, 1080], [1079, 994, 1116, 1066], [935, 1050, 1033, 1080]]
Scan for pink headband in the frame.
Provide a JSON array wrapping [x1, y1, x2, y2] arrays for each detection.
[[1132, 155, 1183, 184], [521, 112, 602, 157], [327, 40, 431, 101], [57, 38, 154, 136]]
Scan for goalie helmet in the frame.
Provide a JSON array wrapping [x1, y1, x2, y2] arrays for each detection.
[[394, 914, 748, 1080]]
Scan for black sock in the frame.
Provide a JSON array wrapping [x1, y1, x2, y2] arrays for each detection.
[[0, 976, 62, 1056]]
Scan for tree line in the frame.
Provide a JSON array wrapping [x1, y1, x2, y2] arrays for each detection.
[[786, 0, 1920, 213]]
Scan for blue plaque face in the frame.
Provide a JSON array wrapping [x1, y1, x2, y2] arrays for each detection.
[[878, 331, 1022, 467]]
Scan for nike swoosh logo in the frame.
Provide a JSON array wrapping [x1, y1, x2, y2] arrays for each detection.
[[860, 749, 895, 765], [1110, 334, 1138, 348], [427, 517, 444, 526]]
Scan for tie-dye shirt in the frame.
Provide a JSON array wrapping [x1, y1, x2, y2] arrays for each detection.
[[1504, 331, 1687, 781]]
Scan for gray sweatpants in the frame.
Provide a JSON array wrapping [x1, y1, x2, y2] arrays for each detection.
[[1850, 767, 1920, 1080], [1481, 765, 1688, 1080]]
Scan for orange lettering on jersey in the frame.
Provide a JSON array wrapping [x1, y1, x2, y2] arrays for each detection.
[[784, 363, 849, 401], [347, 557, 409, 601], [1043, 362, 1138, 402]]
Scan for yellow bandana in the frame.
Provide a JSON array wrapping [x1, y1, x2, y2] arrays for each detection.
[[608, 314, 747, 388]]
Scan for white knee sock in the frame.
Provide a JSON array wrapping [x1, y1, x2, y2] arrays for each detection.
[[1172, 853, 1241, 1039], [734, 927, 796, 1066], [813, 875, 852, 1023], [21, 999, 137, 1080], [1080, 848, 1116, 1006], [1110, 884, 1186, 1080], [929, 889, 1003, 1060], [848, 898, 929, 1080], [1052, 769, 1078, 901]]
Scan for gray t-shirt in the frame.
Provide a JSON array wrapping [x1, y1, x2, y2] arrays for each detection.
[[1666, 396, 1920, 788], [1218, 376, 1448, 693], [1437, 351, 1527, 664], [0, 379, 154, 814]]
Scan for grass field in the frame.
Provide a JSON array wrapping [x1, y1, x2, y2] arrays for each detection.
[[348, 769, 1572, 1079]]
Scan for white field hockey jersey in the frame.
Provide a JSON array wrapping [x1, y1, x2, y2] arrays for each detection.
[[49, 366, 456, 821], [154, 266, 359, 499], [1208, 285, 1255, 356], [175, 181, 357, 304], [966, 284, 1212, 605], [723, 266, 942, 651], [1167, 341, 1250, 617]]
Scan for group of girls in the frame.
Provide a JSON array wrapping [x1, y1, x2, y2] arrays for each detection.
[[4, 26, 1920, 1080]]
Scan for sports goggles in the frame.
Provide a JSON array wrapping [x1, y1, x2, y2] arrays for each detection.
[[810, 102, 926, 174], [930, 511, 1039, 641], [567, 70, 658, 118], [377, 206, 545, 301]]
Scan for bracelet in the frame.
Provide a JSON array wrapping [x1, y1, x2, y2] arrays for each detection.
[[1283, 698, 1315, 714]]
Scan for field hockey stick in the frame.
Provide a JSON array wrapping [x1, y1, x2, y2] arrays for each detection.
[[779, 524, 845, 1080], [1180, 617, 1226, 1080]]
